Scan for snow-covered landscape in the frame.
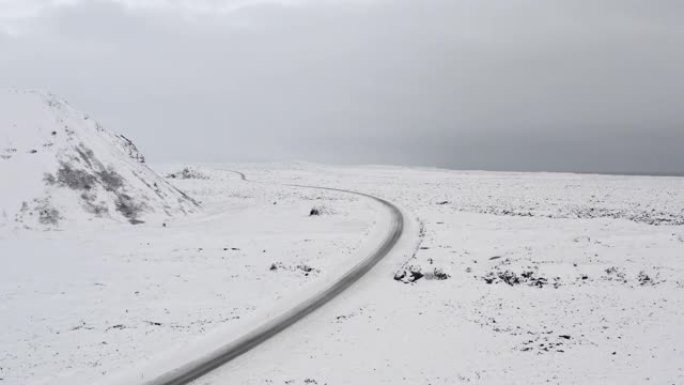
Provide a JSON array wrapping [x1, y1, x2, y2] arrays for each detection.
[[1, 90, 683, 384], [0, 90, 198, 229], [209, 165, 684, 384]]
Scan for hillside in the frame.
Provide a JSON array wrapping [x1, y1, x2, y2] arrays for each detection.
[[0, 89, 198, 229]]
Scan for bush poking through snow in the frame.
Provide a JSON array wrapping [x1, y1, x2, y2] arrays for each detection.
[[97, 169, 124, 192], [309, 205, 334, 216], [393, 270, 406, 281], [462, 204, 684, 226], [603, 266, 628, 283], [482, 270, 558, 288], [394, 264, 428, 283], [37, 202, 61, 226], [115, 194, 146, 224], [432, 267, 450, 280], [166, 167, 209, 180], [55, 163, 97, 190], [269, 262, 320, 277], [408, 265, 424, 281], [638, 271, 653, 286]]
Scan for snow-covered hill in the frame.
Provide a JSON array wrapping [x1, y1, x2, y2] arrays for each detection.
[[0, 89, 198, 229]]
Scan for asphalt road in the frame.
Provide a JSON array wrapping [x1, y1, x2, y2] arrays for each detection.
[[142, 170, 404, 385]]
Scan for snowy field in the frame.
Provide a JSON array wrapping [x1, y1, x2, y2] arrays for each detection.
[[2, 163, 684, 385], [196, 164, 684, 385], [0, 167, 386, 385]]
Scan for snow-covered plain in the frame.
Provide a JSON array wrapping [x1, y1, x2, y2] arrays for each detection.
[[0, 167, 386, 385], [193, 164, 684, 385], [0, 90, 393, 385], [2, 160, 684, 384]]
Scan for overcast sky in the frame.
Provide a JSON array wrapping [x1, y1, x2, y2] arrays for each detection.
[[1, 0, 682, 173]]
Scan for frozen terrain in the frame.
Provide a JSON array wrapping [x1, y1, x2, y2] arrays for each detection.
[[0, 167, 386, 385], [194, 165, 684, 385], [2, 157, 683, 383], [0, 89, 197, 229], [0, 92, 389, 385]]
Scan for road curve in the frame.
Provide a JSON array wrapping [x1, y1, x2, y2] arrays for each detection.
[[143, 170, 404, 385]]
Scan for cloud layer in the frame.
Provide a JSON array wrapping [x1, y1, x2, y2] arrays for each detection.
[[1, 0, 683, 173]]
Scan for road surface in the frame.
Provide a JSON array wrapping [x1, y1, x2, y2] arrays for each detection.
[[143, 170, 405, 385]]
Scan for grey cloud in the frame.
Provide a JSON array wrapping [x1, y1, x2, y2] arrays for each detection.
[[0, 0, 682, 173]]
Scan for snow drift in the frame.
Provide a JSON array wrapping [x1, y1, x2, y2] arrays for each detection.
[[0, 89, 198, 229]]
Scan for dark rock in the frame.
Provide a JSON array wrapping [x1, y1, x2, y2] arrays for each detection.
[[297, 264, 314, 273], [393, 270, 406, 281], [498, 270, 520, 286], [409, 265, 424, 282], [483, 273, 496, 284], [638, 271, 652, 286], [433, 268, 450, 280]]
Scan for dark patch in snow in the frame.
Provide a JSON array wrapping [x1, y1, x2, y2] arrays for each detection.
[[432, 267, 450, 280], [115, 194, 146, 224], [269, 262, 320, 276], [117, 135, 145, 163], [81, 192, 109, 216], [96, 169, 124, 192], [482, 269, 559, 289], [166, 167, 208, 180], [638, 271, 653, 286], [459, 204, 684, 226], [105, 324, 126, 332], [520, 333, 567, 354], [55, 163, 97, 190], [37, 201, 61, 226], [308, 205, 334, 216]]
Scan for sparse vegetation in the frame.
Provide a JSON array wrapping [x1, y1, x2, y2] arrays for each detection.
[[115, 194, 146, 224], [56, 163, 97, 190], [166, 167, 208, 180], [309, 205, 334, 216], [97, 169, 124, 192], [36, 201, 61, 226]]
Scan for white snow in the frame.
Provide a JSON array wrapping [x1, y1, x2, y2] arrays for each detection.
[[0, 89, 196, 229], [0, 167, 386, 385], [194, 164, 684, 385], [2, 158, 684, 384]]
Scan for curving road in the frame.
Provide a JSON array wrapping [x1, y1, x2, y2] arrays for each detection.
[[142, 170, 404, 385]]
